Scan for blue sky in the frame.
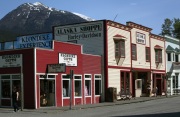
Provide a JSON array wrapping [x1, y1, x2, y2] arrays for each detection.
[[0, 0, 180, 35]]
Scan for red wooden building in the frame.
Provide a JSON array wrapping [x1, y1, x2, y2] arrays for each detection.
[[0, 40, 101, 109]]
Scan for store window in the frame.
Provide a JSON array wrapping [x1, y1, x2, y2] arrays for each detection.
[[1, 75, 10, 98], [95, 75, 102, 95], [146, 47, 150, 62], [85, 75, 91, 96], [155, 49, 162, 63], [74, 76, 82, 97], [114, 40, 125, 58], [62, 75, 70, 97], [132, 44, 137, 60]]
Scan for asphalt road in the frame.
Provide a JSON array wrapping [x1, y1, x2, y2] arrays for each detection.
[[0, 96, 180, 117]]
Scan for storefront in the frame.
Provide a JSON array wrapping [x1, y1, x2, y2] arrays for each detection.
[[0, 36, 102, 109], [54, 20, 166, 99]]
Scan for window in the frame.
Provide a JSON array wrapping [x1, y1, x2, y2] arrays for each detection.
[[95, 75, 102, 95], [74, 76, 82, 97], [132, 44, 137, 60], [173, 76, 175, 88], [155, 49, 162, 63], [4, 41, 13, 50], [85, 75, 91, 96], [175, 54, 179, 62], [176, 75, 178, 88], [167, 53, 171, 61], [1, 75, 10, 98], [146, 47, 150, 62], [114, 40, 125, 58], [62, 75, 70, 97]]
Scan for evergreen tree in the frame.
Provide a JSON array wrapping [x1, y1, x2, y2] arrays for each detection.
[[161, 18, 173, 36], [161, 18, 180, 39]]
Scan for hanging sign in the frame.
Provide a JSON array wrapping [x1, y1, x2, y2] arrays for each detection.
[[59, 53, 77, 66], [48, 63, 66, 73], [0, 54, 22, 68]]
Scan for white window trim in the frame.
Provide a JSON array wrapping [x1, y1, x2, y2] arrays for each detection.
[[94, 74, 102, 96]]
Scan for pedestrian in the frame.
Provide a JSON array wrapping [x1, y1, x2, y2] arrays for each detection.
[[155, 86, 158, 97], [12, 87, 19, 112]]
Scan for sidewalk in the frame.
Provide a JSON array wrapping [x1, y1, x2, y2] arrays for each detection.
[[1, 95, 179, 113]]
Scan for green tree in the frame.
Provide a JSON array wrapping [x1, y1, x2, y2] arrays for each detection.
[[173, 18, 180, 39], [161, 18, 173, 36], [161, 18, 180, 39]]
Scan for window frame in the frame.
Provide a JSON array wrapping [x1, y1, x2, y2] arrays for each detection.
[[155, 49, 162, 63], [145, 47, 150, 62], [114, 40, 125, 58], [74, 75, 82, 97], [94, 74, 102, 96], [131, 44, 137, 60], [62, 74, 70, 98], [84, 74, 92, 97], [167, 53, 171, 61]]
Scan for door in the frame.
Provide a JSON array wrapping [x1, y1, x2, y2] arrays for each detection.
[[135, 79, 142, 97], [40, 80, 55, 107], [156, 79, 162, 95]]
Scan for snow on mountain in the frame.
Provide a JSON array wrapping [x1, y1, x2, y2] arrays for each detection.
[[73, 12, 95, 21]]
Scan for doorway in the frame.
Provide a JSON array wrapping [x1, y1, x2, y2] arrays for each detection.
[[40, 79, 55, 107], [156, 79, 162, 95]]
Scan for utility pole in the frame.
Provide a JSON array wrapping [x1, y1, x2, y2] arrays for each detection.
[[69, 69, 74, 110]]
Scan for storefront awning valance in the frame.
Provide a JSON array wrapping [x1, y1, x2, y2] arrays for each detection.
[[113, 34, 127, 40]]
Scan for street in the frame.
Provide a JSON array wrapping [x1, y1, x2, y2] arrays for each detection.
[[0, 96, 180, 117]]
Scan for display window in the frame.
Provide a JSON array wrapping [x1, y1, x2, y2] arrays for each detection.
[[84, 74, 91, 96], [74, 75, 82, 97], [95, 75, 102, 95], [39, 74, 56, 107], [62, 75, 70, 97]]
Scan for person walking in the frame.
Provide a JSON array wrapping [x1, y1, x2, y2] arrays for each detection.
[[155, 86, 158, 97], [12, 87, 19, 112]]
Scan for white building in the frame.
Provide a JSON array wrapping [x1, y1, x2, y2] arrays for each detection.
[[165, 35, 180, 95]]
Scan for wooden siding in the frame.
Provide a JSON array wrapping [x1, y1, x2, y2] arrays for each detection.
[[107, 26, 131, 67]]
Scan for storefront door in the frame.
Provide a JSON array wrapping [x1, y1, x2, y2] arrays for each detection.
[[40, 79, 55, 107], [135, 79, 142, 97]]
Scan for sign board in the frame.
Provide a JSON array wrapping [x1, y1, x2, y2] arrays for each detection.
[[54, 21, 104, 55], [48, 63, 66, 73], [136, 32, 146, 44], [0, 54, 22, 68], [15, 33, 53, 49], [59, 53, 77, 66]]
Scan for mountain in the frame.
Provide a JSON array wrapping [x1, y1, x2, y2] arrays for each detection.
[[0, 2, 95, 42]]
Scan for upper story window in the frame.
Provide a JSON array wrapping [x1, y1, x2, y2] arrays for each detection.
[[146, 47, 150, 62], [155, 49, 162, 63], [167, 53, 171, 61], [114, 40, 125, 58], [132, 44, 137, 60]]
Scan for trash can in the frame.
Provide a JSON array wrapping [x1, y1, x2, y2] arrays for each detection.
[[106, 87, 117, 102]]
